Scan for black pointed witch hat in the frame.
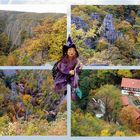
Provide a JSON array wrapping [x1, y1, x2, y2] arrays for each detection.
[[63, 35, 79, 57]]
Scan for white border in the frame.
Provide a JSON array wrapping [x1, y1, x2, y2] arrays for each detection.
[[0, 0, 140, 139], [0, 66, 140, 70]]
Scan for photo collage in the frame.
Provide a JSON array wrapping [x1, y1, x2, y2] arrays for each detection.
[[0, 0, 140, 139]]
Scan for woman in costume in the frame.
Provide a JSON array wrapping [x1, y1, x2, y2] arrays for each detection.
[[54, 36, 83, 100]]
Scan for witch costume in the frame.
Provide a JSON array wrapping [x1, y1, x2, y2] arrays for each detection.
[[54, 55, 81, 92], [54, 36, 82, 100]]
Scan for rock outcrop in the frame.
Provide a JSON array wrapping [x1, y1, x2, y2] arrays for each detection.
[[0, 11, 64, 48]]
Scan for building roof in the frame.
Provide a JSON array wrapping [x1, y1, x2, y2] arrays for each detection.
[[121, 78, 140, 89], [121, 96, 129, 106]]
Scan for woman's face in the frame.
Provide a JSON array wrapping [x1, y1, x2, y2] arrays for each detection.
[[67, 48, 76, 58]]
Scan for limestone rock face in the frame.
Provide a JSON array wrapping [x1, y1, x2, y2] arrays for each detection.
[[102, 14, 123, 44], [5, 19, 39, 47], [71, 16, 89, 31], [72, 14, 124, 47], [0, 11, 63, 47]]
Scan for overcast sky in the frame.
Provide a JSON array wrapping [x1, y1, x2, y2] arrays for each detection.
[[0, 4, 67, 13], [0, 0, 140, 4], [0, 0, 139, 13], [0, 0, 66, 4]]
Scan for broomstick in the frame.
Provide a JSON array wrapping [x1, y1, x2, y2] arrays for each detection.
[[73, 59, 83, 99]]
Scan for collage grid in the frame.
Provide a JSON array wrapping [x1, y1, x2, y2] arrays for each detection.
[[0, 0, 140, 139]]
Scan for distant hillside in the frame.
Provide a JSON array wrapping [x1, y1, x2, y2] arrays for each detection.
[[0, 10, 64, 47], [0, 10, 66, 66]]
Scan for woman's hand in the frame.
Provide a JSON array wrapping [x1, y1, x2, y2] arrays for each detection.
[[69, 70, 75, 75]]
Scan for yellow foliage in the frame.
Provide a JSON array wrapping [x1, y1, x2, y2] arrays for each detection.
[[33, 20, 53, 36], [5, 55, 18, 66], [0, 56, 7, 65], [47, 119, 67, 136], [0, 95, 4, 104], [1, 16, 66, 66], [119, 106, 140, 133], [137, 33, 140, 44], [75, 108, 81, 114], [0, 79, 10, 94], [115, 131, 125, 136], [116, 20, 132, 31], [117, 70, 132, 78], [96, 38, 109, 51], [22, 94, 31, 105], [100, 129, 110, 136]]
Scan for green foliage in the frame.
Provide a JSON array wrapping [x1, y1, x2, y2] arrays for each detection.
[[72, 70, 140, 136], [72, 5, 140, 65], [0, 12, 66, 66], [77, 6, 108, 16], [71, 25, 96, 64], [96, 38, 110, 51], [0, 33, 11, 55], [117, 70, 132, 78], [95, 85, 122, 122], [0, 112, 66, 136], [21, 30, 29, 44], [116, 20, 132, 33], [77, 70, 121, 110], [71, 111, 138, 136], [0, 70, 66, 135]]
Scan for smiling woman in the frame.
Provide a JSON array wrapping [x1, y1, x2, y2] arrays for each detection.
[[54, 36, 83, 101]]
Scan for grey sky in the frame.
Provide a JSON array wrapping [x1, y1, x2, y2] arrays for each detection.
[[0, 0, 140, 4], [0, 0, 66, 4], [0, 4, 67, 13]]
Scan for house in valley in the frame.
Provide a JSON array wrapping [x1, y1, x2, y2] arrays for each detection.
[[121, 78, 140, 96]]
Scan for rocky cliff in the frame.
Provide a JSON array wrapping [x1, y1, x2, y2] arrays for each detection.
[[0, 10, 64, 47]]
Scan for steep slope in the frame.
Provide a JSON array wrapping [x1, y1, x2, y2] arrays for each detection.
[[0, 10, 66, 65], [0, 10, 65, 47], [0, 70, 67, 135], [71, 5, 140, 66]]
